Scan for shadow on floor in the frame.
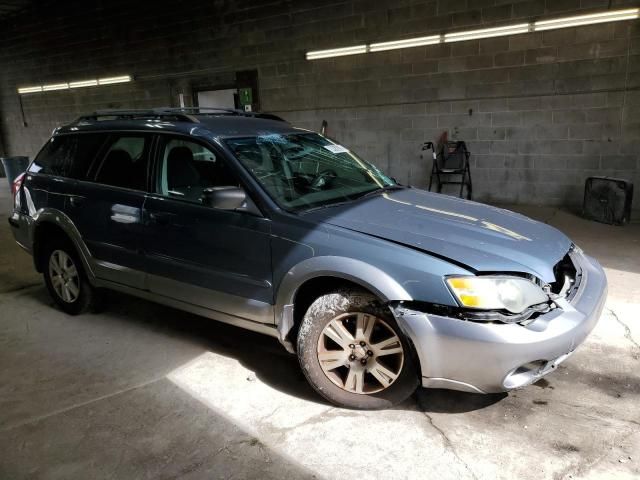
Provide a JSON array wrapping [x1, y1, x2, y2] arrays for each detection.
[[23, 286, 324, 403], [22, 285, 509, 414], [414, 388, 507, 414]]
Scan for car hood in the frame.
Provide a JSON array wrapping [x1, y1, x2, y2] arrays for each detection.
[[304, 188, 571, 283]]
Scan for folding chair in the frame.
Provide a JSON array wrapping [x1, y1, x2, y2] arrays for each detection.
[[423, 140, 472, 200]]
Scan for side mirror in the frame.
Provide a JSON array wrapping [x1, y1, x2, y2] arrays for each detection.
[[202, 186, 261, 216], [202, 186, 246, 210]]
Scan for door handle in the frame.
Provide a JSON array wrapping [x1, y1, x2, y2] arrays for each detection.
[[69, 196, 85, 207], [111, 204, 141, 224], [148, 212, 175, 225]]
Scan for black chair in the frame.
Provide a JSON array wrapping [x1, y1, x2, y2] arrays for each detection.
[[97, 149, 138, 190], [424, 140, 472, 200], [166, 146, 208, 201]]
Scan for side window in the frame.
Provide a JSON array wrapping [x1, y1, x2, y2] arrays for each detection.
[[29, 134, 107, 179], [94, 135, 151, 191], [157, 137, 239, 204]]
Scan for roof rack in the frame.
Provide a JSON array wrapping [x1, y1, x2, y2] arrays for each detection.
[[156, 107, 287, 122], [164, 107, 240, 114], [74, 107, 287, 124], [75, 109, 198, 123]]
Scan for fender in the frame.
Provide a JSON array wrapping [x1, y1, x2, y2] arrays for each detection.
[[274, 256, 413, 352], [30, 208, 98, 284]]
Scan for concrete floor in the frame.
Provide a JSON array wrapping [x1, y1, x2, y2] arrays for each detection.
[[0, 181, 638, 480]]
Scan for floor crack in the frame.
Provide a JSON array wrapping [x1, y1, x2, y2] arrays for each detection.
[[260, 405, 282, 423], [424, 412, 479, 480], [0, 375, 167, 432], [608, 308, 640, 353]]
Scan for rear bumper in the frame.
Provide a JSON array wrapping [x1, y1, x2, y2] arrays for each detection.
[[392, 251, 608, 394]]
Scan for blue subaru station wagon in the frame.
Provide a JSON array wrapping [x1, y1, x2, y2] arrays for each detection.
[[9, 108, 607, 409]]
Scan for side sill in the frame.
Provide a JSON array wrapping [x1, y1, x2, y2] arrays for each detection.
[[95, 279, 281, 339]]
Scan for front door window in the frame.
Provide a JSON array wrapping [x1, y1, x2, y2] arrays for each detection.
[[157, 137, 239, 205]]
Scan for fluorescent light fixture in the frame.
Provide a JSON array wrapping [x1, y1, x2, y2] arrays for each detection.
[[69, 79, 98, 88], [444, 23, 530, 42], [534, 8, 639, 31], [42, 83, 69, 91], [306, 44, 367, 60], [17, 86, 43, 94], [97, 75, 132, 85], [305, 8, 640, 60], [18, 74, 133, 94], [370, 34, 441, 52]]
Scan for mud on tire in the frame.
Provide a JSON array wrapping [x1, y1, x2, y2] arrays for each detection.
[[297, 288, 419, 410]]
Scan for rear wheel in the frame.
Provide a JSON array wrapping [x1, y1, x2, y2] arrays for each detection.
[[43, 238, 95, 315], [297, 289, 418, 409]]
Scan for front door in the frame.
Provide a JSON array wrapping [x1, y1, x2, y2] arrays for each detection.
[[142, 135, 273, 323], [67, 133, 153, 289]]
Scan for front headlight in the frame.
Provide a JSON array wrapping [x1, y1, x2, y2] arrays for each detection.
[[446, 276, 549, 314]]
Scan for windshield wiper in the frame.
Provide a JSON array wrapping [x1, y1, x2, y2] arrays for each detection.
[[354, 184, 405, 201], [297, 199, 356, 214], [297, 185, 404, 214]]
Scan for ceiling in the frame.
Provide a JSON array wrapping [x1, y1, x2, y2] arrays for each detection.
[[0, 0, 30, 19]]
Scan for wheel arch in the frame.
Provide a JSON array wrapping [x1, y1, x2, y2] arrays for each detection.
[[33, 221, 68, 272], [32, 210, 96, 282], [274, 256, 412, 352]]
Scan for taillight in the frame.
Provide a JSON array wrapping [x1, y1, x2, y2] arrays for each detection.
[[11, 172, 26, 199]]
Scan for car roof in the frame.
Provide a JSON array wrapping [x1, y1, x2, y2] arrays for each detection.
[[54, 109, 305, 139]]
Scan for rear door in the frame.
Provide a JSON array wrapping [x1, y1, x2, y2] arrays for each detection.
[[15, 134, 106, 247], [142, 134, 273, 323], [66, 133, 154, 289]]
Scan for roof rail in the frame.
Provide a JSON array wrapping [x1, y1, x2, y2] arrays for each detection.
[[162, 107, 240, 114], [160, 107, 287, 122], [75, 109, 198, 123], [74, 107, 287, 124]]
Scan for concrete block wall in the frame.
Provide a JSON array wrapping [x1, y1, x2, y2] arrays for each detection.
[[0, 0, 638, 207]]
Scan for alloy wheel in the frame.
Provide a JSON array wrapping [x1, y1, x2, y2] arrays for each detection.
[[317, 312, 404, 394], [48, 250, 80, 303]]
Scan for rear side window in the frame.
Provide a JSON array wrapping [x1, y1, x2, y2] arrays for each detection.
[[94, 134, 151, 191], [29, 134, 107, 179]]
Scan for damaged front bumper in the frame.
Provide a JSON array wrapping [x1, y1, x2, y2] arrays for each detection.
[[391, 251, 608, 394]]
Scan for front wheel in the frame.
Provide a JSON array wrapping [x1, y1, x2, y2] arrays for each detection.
[[297, 289, 419, 410]]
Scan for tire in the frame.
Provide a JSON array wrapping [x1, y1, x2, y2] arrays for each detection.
[[297, 288, 419, 410], [43, 236, 95, 315]]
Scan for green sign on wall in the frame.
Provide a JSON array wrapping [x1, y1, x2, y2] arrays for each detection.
[[239, 87, 252, 106]]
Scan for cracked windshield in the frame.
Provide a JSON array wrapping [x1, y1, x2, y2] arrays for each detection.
[[225, 133, 395, 211]]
